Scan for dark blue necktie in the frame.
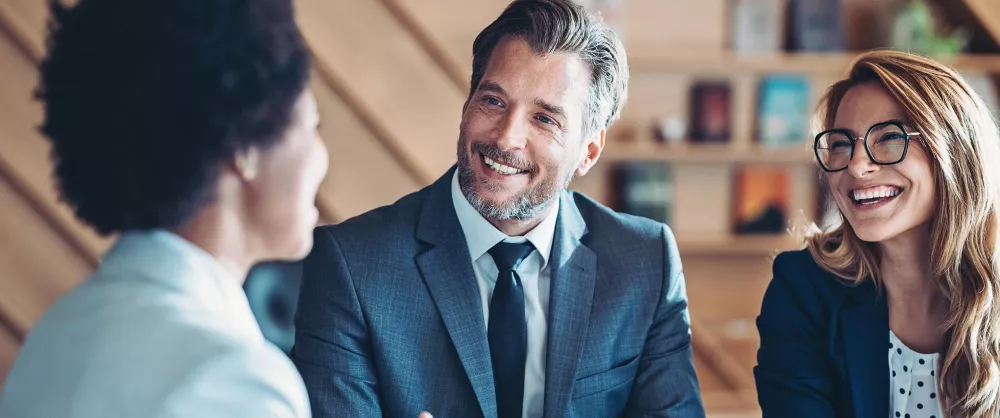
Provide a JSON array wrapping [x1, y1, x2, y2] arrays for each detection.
[[487, 241, 535, 418]]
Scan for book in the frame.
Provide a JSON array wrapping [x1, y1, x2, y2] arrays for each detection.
[[788, 0, 845, 52], [757, 74, 811, 148], [614, 162, 673, 224], [730, 0, 786, 54], [733, 166, 789, 234], [689, 81, 732, 143]]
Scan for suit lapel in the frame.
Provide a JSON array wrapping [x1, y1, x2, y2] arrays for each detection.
[[543, 193, 597, 417], [840, 281, 889, 418], [416, 168, 496, 418]]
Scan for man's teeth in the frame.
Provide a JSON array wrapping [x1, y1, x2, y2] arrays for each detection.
[[484, 156, 524, 175], [852, 186, 901, 201]]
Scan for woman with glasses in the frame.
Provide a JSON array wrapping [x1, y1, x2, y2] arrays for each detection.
[[755, 49, 1000, 417]]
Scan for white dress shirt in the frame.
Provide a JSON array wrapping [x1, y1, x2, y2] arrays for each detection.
[[451, 170, 558, 418], [0, 230, 310, 418]]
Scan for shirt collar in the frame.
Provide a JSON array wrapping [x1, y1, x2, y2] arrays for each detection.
[[450, 169, 558, 267], [99, 229, 263, 340]]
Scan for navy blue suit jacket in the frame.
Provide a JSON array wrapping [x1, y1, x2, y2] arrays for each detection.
[[291, 168, 705, 418], [755, 249, 890, 418]]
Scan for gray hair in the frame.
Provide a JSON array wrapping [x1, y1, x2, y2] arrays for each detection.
[[469, 0, 629, 135]]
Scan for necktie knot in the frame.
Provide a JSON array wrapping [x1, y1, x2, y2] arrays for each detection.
[[488, 241, 535, 273]]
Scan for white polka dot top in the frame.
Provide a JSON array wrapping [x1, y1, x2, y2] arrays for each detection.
[[889, 331, 943, 418]]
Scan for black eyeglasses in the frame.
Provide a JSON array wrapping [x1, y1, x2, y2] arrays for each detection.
[[813, 120, 922, 172]]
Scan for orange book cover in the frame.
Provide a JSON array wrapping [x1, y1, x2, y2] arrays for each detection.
[[734, 166, 789, 234]]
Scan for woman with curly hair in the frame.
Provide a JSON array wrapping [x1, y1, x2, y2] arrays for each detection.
[[0, 0, 328, 416]]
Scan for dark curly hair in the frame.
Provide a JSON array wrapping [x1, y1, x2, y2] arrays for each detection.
[[37, 0, 311, 235]]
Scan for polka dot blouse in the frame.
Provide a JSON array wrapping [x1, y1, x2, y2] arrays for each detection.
[[889, 331, 942, 418]]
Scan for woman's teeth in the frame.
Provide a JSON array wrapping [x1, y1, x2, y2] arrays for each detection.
[[851, 185, 901, 204]]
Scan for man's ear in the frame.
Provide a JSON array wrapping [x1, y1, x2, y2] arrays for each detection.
[[575, 127, 606, 177], [231, 147, 260, 181]]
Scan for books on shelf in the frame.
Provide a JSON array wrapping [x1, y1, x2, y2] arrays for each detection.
[[730, 0, 786, 54], [757, 74, 811, 148], [788, 0, 845, 52], [733, 166, 789, 234], [689, 80, 732, 144], [614, 161, 673, 224]]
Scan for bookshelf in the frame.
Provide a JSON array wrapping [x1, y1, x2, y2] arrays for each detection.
[[627, 51, 1000, 74], [602, 141, 814, 165], [676, 233, 805, 256], [592, 52, 1000, 255]]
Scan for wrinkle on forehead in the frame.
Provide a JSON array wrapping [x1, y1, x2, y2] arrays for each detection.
[[481, 38, 592, 123]]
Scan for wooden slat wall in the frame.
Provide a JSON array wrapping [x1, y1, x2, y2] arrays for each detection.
[[311, 75, 423, 219], [296, 0, 465, 183], [0, 172, 90, 335], [0, 0, 109, 266], [968, 0, 1000, 41], [0, 323, 19, 389]]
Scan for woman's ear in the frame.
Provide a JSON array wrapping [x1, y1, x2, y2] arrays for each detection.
[[232, 147, 261, 181]]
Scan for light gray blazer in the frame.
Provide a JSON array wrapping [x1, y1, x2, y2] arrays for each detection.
[[0, 230, 309, 418]]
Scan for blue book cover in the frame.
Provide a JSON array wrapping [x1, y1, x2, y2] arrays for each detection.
[[757, 75, 811, 148]]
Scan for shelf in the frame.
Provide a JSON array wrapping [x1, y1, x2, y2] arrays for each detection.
[[602, 142, 815, 165], [627, 51, 1000, 74], [677, 234, 806, 256]]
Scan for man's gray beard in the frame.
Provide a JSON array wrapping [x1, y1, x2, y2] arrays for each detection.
[[457, 164, 562, 221]]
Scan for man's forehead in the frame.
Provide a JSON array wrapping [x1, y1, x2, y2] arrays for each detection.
[[482, 38, 591, 104]]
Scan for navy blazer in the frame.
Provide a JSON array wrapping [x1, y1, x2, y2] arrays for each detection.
[[755, 249, 890, 418], [291, 167, 705, 418]]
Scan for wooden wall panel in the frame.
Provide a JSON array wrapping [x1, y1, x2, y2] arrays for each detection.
[[0, 0, 46, 52], [0, 325, 20, 389], [395, 0, 508, 70], [0, 172, 89, 336], [311, 77, 423, 220], [0, 1, 111, 264], [296, 0, 465, 182]]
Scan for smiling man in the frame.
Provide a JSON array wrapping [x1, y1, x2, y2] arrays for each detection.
[[291, 1, 704, 417]]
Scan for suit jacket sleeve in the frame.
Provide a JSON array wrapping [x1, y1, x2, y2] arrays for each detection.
[[623, 225, 706, 417], [290, 227, 382, 417], [754, 253, 837, 416], [154, 345, 310, 418]]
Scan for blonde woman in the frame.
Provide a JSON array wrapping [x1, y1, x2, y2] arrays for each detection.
[[755, 50, 1000, 417]]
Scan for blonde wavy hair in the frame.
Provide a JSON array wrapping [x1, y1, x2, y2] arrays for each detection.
[[806, 50, 1000, 417]]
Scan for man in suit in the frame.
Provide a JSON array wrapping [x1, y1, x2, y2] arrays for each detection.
[[291, 0, 704, 416]]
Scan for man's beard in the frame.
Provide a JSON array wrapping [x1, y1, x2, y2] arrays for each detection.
[[456, 133, 572, 221]]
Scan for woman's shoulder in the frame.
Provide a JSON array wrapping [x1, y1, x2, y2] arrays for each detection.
[[767, 248, 857, 308]]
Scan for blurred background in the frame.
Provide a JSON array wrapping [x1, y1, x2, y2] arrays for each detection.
[[0, 0, 999, 416]]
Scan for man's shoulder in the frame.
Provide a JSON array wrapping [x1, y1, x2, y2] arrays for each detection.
[[317, 184, 431, 245], [569, 190, 669, 244]]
